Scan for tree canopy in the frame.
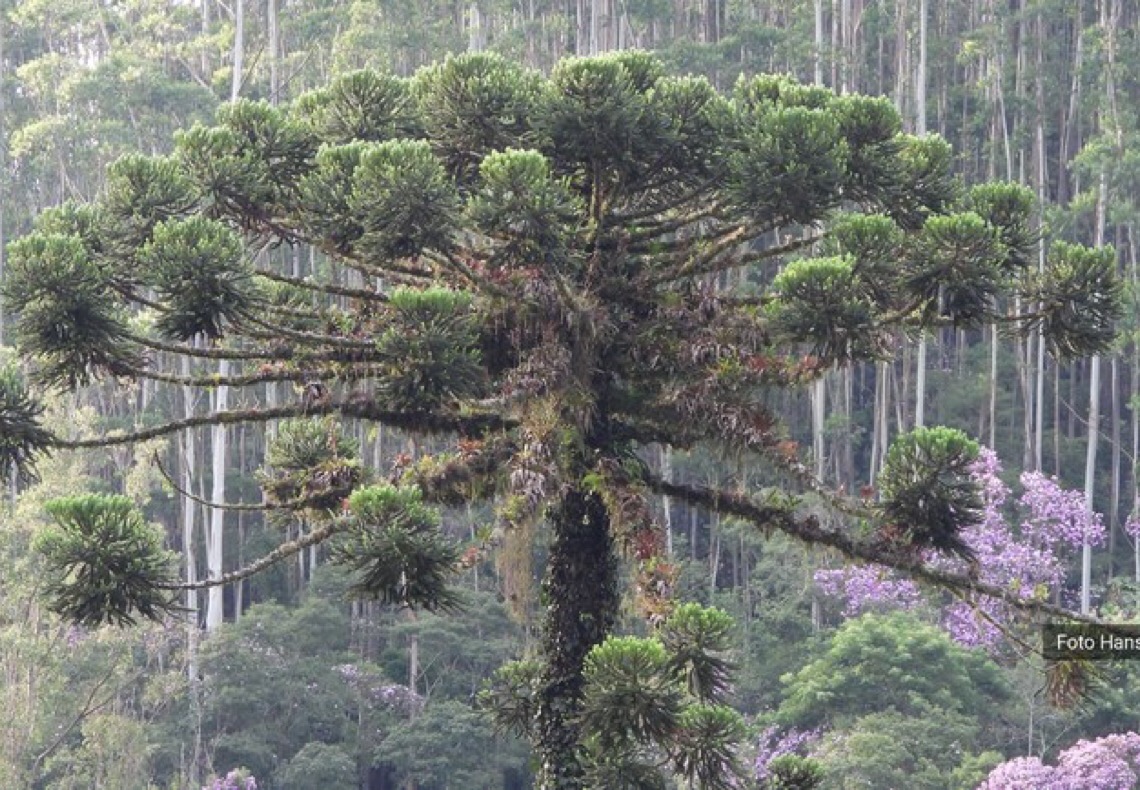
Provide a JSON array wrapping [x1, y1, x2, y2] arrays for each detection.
[[0, 50, 1123, 789]]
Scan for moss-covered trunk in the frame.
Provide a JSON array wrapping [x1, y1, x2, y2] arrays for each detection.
[[534, 486, 618, 789]]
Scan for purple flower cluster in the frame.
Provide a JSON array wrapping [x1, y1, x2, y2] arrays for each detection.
[[1125, 512, 1140, 540], [813, 565, 922, 617], [333, 664, 424, 715], [979, 732, 1140, 789], [815, 447, 1102, 648], [202, 769, 257, 790], [754, 725, 821, 783], [1019, 470, 1105, 549]]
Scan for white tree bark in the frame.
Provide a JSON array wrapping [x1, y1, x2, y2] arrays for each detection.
[[231, 0, 244, 102], [814, 0, 824, 86], [206, 360, 229, 631], [1082, 172, 1108, 615], [180, 356, 200, 660], [267, 0, 280, 104]]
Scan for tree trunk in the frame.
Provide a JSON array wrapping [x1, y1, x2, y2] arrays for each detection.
[[267, 0, 280, 104], [180, 355, 202, 787], [814, 0, 824, 86], [1082, 172, 1108, 615], [206, 361, 229, 631], [535, 488, 618, 790], [231, 0, 244, 102], [468, 3, 487, 52]]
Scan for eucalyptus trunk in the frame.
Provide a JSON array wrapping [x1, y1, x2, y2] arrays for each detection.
[[1082, 172, 1108, 615], [206, 361, 229, 631]]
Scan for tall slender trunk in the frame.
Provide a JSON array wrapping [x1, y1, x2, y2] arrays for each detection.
[[1082, 173, 1108, 615], [1110, 354, 1121, 573], [912, 0, 929, 430], [1130, 226, 1140, 583], [468, 3, 487, 52], [267, 0, 280, 104], [1033, 7, 1046, 471], [814, 0, 824, 85], [231, 0, 244, 101], [203, 0, 243, 633], [535, 488, 618, 790], [206, 360, 229, 631], [180, 356, 201, 787]]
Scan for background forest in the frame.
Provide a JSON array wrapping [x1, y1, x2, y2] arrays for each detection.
[[3, 1, 1140, 789]]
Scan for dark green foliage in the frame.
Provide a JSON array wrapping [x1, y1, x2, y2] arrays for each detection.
[[193, 594, 356, 782], [176, 100, 314, 226], [380, 699, 530, 789], [298, 142, 370, 252], [0, 365, 54, 486], [294, 69, 418, 145], [516, 603, 745, 789], [480, 659, 544, 739], [669, 704, 746, 790], [965, 182, 1039, 273], [763, 755, 825, 790], [579, 742, 669, 790], [259, 417, 362, 510], [778, 613, 1008, 729], [101, 154, 197, 260], [139, 216, 255, 341], [33, 202, 108, 261], [767, 256, 884, 364], [877, 427, 982, 561], [34, 494, 178, 627], [467, 149, 582, 271], [733, 74, 833, 112], [888, 135, 958, 229], [581, 637, 682, 745], [277, 742, 357, 790], [375, 287, 485, 410], [3, 233, 143, 388], [829, 213, 906, 306], [832, 95, 903, 205], [816, 706, 984, 790], [1031, 241, 1123, 360], [539, 55, 655, 191], [728, 106, 847, 225], [906, 212, 1005, 327], [413, 53, 541, 181], [640, 75, 731, 193], [350, 140, 459, 261], [657, 603, 735, 703], [331, 484, 460, 610]]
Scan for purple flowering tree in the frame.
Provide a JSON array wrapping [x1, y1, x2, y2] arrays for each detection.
[[815, 447, 1105, 648], [978, 732, 1140, 789], [754, 725, 821, 785], [202, 768, 257, 790]]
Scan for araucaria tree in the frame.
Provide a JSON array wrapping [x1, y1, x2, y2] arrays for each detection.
[[0, 52, 1122, 788]]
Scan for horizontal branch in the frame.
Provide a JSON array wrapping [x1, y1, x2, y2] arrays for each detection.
[[645, 476, 1097, 625], [129, 333, 284, 362], [244, 315, 378, 352], [152, 453, 352, 513], [159, 522, 339, 590], [255, 267, 390, 302], [52, 399, 515, 449], [132, 361, 386, 389]]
